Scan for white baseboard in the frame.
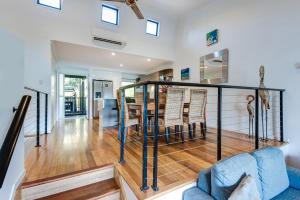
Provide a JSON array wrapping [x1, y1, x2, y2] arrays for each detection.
[[10, 169, 26, 200]]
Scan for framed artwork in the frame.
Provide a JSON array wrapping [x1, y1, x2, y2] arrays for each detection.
[[207, 29, 218, 46], [181, 68, 190, 80]]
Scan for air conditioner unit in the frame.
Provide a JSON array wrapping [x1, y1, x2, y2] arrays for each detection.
[[92, 28, 127, 49]]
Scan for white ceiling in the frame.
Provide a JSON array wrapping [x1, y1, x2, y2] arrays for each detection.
[[143, 0, 212, 16], [52, 41, 172, 74]]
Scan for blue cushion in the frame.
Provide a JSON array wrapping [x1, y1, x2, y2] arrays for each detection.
[[198, 168, 212, 194], [211, 153, 262, 200], [183, 187, 214, 200], [287, 167, 300, 190], [252, 147, 289, 200], [271, 187, 300, 200]]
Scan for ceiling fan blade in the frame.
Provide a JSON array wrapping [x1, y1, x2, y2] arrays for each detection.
[[102, 0, 126, 3], [130, 2, 144, 19]]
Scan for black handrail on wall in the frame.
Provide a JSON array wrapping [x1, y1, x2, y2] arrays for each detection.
[[0, 95, 32, 188], [118, 81, 285, 192], [24, 87, 48, 147]]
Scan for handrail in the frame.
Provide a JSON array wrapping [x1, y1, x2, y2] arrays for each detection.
[[119, 81, 285, 92], [24, 86, 48, 95], [0, 95, 31, 188]]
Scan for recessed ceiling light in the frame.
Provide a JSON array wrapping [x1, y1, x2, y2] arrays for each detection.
[[120, 64, 124, 67], [111, 52, 116, 56], [147, 58, 151, 62]]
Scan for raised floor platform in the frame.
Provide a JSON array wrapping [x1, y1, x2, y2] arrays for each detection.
[[24, 118, 285, 199]]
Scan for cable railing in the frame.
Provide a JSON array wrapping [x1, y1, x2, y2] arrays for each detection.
[[24, 87, 48, 147], [118, 81, 285, 192]]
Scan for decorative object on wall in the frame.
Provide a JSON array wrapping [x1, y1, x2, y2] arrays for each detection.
[[207, 29, 218, 46], [247, 95, 255, 138], [258, 65, 270, 141], [200, 49, 229, 84], [181, 68, 190, 80]]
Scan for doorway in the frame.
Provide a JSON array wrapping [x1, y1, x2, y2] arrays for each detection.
[[64, 75, 87, 117]]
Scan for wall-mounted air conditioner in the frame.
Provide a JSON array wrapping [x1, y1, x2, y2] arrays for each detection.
[[91, 29, 127, 49]]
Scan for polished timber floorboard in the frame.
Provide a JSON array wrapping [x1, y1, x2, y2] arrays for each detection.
[[24, 118, 284, 199]]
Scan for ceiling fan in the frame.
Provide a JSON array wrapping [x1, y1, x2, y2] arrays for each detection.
[[102, 0, 144, 19]]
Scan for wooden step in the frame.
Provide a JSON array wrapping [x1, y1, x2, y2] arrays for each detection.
[[21, 164, 115, 200], [38, 178, 120, 200]]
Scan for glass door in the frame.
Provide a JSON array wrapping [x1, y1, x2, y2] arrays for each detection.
[[64, 75, 87, 117]]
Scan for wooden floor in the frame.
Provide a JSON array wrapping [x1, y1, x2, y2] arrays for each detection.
[[24, 118, 284, 199]]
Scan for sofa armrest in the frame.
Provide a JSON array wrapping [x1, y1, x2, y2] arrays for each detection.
[[183, 187, 214, 200], [198, 168, 211, 194], [287, 166, 300, 190]]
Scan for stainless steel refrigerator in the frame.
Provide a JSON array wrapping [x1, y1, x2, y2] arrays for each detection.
[[93, 80, 118, 127]]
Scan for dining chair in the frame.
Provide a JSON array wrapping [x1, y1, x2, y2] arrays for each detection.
[[117, 90, 141, 142], [135, 92, 144, 105], [183, 89, 207, 139], [134, 92, 144, 127], [160, 88, 185, 144], [147, 92, 166, 133]]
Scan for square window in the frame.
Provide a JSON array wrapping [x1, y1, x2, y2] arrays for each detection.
[[146, 20, 160, 36], [37, 0, 61, 10], [102, 4, 119, 25], [121, 81, 135, 98]]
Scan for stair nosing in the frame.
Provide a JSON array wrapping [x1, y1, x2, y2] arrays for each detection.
[[22, 164, 114, 189], [37, 178, 120, 200]]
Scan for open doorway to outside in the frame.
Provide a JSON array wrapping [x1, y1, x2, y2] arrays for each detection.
[[64, 75, 87, 117]]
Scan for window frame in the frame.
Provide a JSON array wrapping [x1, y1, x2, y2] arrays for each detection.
[[121, 81, 136, 98], [101, 4, 120, 26], [37, 0, 62, 10], [146, 19, 160, 37]]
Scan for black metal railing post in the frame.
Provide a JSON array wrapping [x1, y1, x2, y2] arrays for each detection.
[[280, 91, 284, 142], [255, 89, 259, 149], [45, 93, 48, 134], [152, 84, 159, 191], [141, 84, 149, 191], [217, 87, 222, 161], [24, 87, 49, 141], [119, 89, 126, 164], [36, 92, 41, 147]]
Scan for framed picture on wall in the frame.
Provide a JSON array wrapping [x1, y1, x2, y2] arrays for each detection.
[[207, 29, 218, 46], [181, 68, 190, 80]]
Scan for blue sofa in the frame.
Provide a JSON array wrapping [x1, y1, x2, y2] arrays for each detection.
[[183, 147, 300, 200]]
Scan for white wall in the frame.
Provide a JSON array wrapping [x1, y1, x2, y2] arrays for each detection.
[[0, 0, 177, 128], [174, 0, 300, 166], [0, 29, 25, 200]]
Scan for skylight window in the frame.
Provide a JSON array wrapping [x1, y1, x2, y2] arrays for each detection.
[[146, 19, 160, 36], [102, 4, 119, 25], [37, 0, 61, 10]]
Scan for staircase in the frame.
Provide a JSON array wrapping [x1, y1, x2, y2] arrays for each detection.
[[20, 164, 120, 200]]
